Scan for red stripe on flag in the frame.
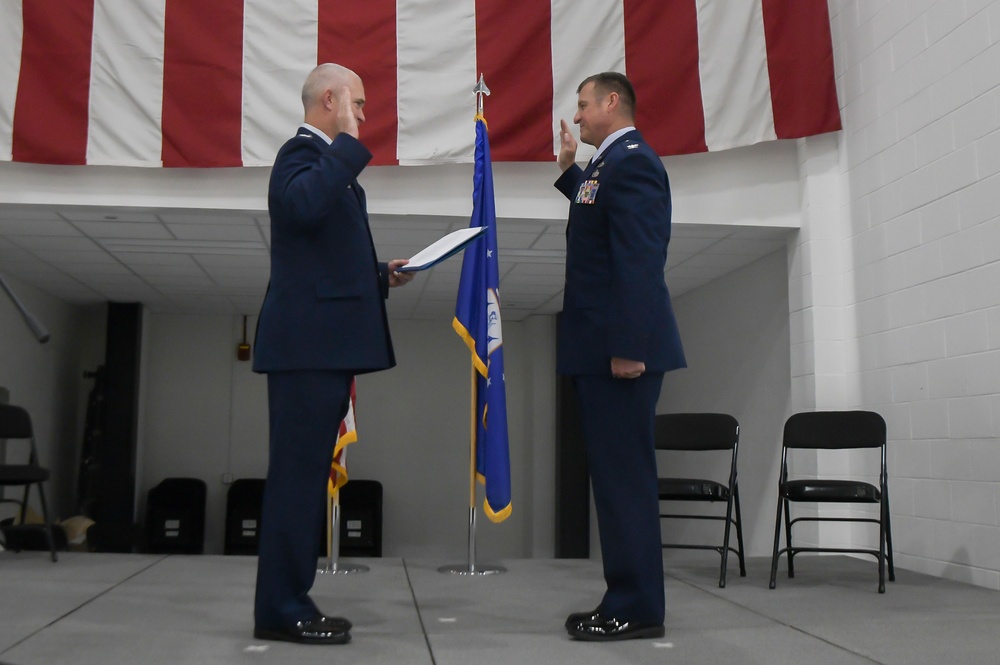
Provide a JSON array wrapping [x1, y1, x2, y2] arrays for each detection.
[[624, 0, 707, 155], [12, 0, 95, 165], [318, 0, 398, 166], [761, 0, 841, 139], [475, 0, 553, 162], [161, 0, 244, 167]]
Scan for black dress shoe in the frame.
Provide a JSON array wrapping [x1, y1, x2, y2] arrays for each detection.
[[567, 613, 665, 642], [321, 614, 352, 631], [564, 608, 601, 629], [254, 616, 351, 645]]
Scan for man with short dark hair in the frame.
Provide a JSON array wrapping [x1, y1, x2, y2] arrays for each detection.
[[555, 71, 686, 641]]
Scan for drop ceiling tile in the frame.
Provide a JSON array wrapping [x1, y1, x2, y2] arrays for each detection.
[[0, 219, 81, 236], [11, 236, 103, 251], [113, 248, 196, 261], [57, 263, 134, 277], [683, 252, 754, 270], [708, 237, 787, 256], [61, 210, 161, 223], [167, 224, 264, 242], [142, 275, 216, 288], [504, 262, 565, 277], [77, 221, 173, 239], [31, 249, 119, 265], [158, 212, 256, 225], [672, 223, 736, 239], [667, 264, 730, 280], [501, 272, 565, 287], [0, 208, 65, 221], [531, 232, 566, 251], [368, 214, 453, 231], [192, 254, 270, 268], [371, 228, 446, 246]]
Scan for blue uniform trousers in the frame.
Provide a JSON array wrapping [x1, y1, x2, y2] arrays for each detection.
[[573, 372, 665, 624], [254, 370, 353, 630]]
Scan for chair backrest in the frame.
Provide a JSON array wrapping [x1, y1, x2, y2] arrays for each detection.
[[0, 403, 33, 439], [145, 477, 207, 554], [654, 413, 739, 451], [338, 479, 383, 557], [783, 411, 886, 450], [224, 478, 266, 555]]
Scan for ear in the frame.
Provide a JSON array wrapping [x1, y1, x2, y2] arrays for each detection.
[[322, 88, 336, 111], [605, 91, 620, 112]]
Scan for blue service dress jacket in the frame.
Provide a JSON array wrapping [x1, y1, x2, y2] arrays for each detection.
[[554, 129, 686, 375], [253, 128, 395, 375]]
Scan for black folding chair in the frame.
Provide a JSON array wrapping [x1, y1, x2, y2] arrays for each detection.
[[769, 410, 895, 593], [655, 413, 746, 587], [0, 404, 60, 562]]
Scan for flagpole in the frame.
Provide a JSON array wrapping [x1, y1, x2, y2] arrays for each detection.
[[318, 451, 368, 575], [439, 74, 506, 577], [467, 361, 478, 571], [439, 360, 503, 575]]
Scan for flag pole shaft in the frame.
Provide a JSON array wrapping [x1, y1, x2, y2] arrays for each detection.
[[469, 362, 477, 509], [468, 361, 477, 570], [326, 493, 333, 560], [330, 491, 341, 567]]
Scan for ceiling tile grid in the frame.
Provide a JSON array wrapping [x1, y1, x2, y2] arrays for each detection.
[[0, 205, 793, 319]]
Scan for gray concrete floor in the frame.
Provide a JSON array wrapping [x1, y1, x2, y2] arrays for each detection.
[[2, 551, 999, 664]]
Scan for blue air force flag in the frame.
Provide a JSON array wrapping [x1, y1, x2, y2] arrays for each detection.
[[453, 115, 512, 523]]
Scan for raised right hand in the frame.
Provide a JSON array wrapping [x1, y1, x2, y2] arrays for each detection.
[[557, 119, 578, 172], [336, 86, 359, 139]]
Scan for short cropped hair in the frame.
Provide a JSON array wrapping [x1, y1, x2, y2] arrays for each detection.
[[577, 72, 636, 119]]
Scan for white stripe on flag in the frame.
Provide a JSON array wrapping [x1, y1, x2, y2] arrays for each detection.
[[396, 0, 478, 165], [87, 0, 166, 166], [550, 0, 626, 162], [0, 0, 24, 162], [242, 0, 317, 166], [695, 0, 776, 152]]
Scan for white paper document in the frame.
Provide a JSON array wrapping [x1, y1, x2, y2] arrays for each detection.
[[396, 226, 487, 272]]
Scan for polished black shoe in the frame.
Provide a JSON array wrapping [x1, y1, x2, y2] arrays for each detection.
[[320, 614, 352, 631], [567, 613, 665, 642], [253, 615, 352, 645], [564, 608, 601, 629]]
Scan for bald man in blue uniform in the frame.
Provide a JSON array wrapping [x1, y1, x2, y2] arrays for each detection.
[[251, 63, 414, 645], [556, 72, 686, 642]]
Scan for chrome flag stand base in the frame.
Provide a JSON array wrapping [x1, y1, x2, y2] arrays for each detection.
[[438, 507, 506, 576], [318, 496, 369, 575]]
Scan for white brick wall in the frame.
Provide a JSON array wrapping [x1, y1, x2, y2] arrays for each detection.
[[804, 0, 1000, 589]]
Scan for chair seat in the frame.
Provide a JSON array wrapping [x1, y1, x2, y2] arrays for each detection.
[[658, 478, 729, 501], [0, 465, 50, 485], [783, 479, 880, 503]]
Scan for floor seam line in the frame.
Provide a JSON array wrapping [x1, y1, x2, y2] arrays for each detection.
[[403, 558, 438, 665], [669, 573, 885, 665], [0, 553, 171, 658]]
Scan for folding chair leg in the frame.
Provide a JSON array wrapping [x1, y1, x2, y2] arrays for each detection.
[[769, 493, 784, 589], [733, 488, 746, 577], [883, 494, 895, 582], [35, 483, 59, 563], [783, 498, 794, 578], [719, 495, 735, 588]]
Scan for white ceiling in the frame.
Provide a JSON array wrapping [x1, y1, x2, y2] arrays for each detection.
[[0, 204, 792, 322]]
